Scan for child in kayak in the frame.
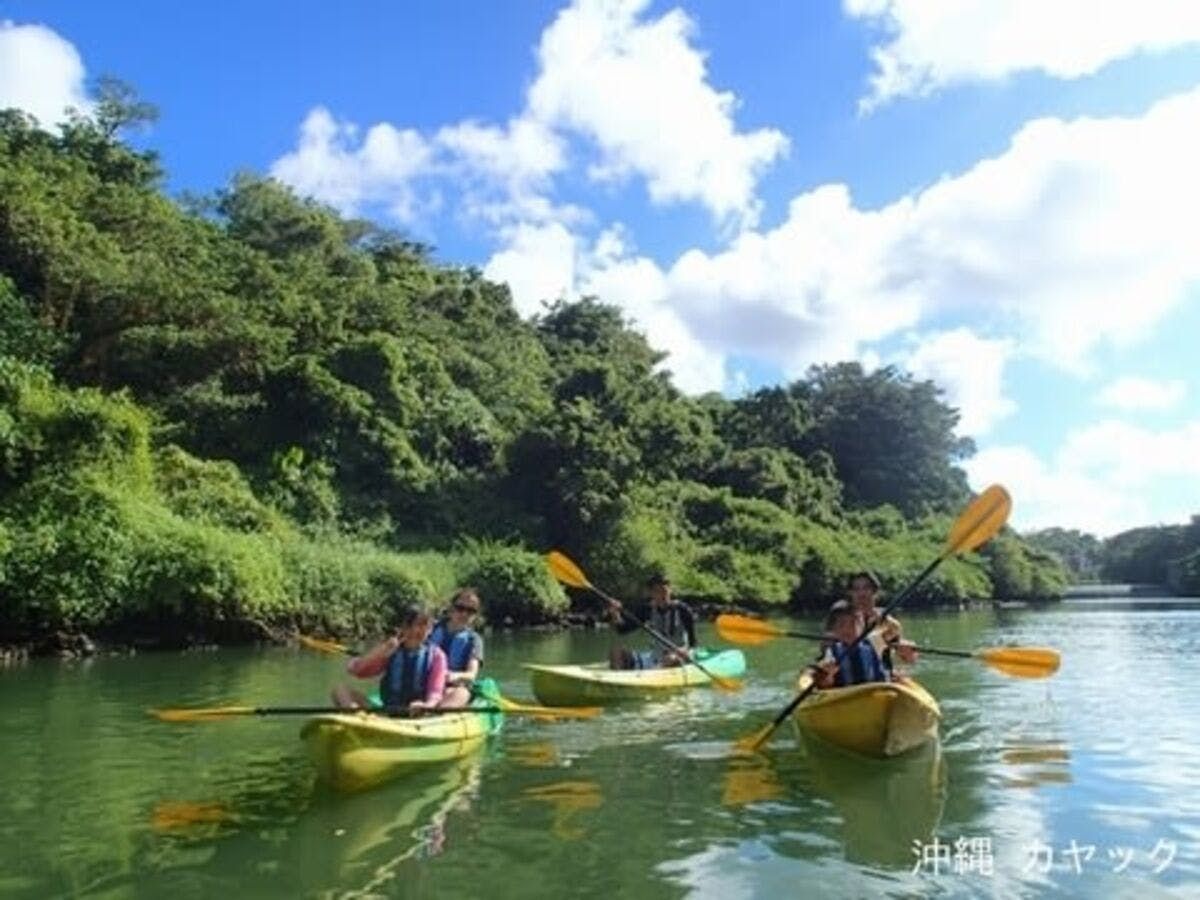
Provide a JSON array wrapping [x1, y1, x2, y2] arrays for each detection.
[[429, 588, 485, 709], [847, 570, 918, 673], [606, 573, 696, 670], [330, 604, 448, 712], [813, 601, 889, 688]]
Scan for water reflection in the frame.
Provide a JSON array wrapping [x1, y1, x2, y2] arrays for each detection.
[[507, 741, 562, 769], [2, 608, 1198, 897], [721, 758, 785, 808], [798, 734, 947, 868], [999, 740, 1073, 788], [522, 780, 604, 841], [151, 800, 236, 835]]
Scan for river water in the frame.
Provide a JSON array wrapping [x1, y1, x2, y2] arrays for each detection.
[[1, 601, 1197, 898]]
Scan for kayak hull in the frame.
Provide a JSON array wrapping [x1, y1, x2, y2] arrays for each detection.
[[301, 686, 503, 792], [790, 673, 940, 758], [525, 649, 746, 706]]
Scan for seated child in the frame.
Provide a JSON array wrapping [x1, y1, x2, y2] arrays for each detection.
[[813, 600, 890, 689]]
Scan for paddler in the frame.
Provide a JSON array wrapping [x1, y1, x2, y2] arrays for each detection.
[[846, 570, 918, 674], [428, 587, 485, 709], [330, 604, 448, 712], [605, 572, 697, 670]]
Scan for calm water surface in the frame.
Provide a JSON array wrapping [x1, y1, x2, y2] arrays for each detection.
[[1, 602, 1197, 898]]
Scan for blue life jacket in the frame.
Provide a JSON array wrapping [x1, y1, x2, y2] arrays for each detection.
[[379, 644, 433, 708], [829, 640, 889, 687], [429, 621, 480, 672]]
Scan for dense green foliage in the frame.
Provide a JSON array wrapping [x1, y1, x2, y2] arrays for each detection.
[[1024, 528, 1104, 582], [0, 101, 1068, 646], [1101, 519, 1200, 593], [1027, 521, 1200, 595]]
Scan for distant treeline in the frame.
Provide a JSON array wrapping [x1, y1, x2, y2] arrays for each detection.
[[1026, 521, 1200, 595], [0, 87, 1067, 650]]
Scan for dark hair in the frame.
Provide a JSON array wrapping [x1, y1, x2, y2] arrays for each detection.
[[824, 599, 857, 631], [847, 570, 881, 591], [450, 587, 481, 612], [395, 603, 432, 630], [646, 572, 671, 588]]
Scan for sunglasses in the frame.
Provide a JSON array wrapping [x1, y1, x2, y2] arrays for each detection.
[[452, 603, 479, 613]]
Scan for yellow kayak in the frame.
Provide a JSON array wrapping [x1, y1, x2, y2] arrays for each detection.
[[301, 684, 503, 792], [525, 649, 746, 706], [790, 672, 940, 758]]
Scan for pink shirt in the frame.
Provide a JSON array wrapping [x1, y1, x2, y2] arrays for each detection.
[[347, 644, 448, 705]]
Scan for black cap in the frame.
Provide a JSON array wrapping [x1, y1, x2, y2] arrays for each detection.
[[646, 572, 671, 587]]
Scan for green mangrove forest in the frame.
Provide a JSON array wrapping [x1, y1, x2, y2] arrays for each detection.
[[0, 91, 1073, 654]]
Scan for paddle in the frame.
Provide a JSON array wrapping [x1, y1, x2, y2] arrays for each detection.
[[150, 702, 598, 723], [294, 634, 602, 720], [734, 484, 1012, 753], [545, 551, 743, 693], [715, 613, 1060, 679]]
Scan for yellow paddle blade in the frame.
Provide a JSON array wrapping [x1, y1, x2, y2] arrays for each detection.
[[297, 634, 350, 655], [945, 484, 1012, 554], [545, 550, 593, 590], [734, 723, 774, 754], [150, 706, 256, 723], [715, 614, 783, 646], [495, 695, 603, 719], [975, 646, 1061, 679]]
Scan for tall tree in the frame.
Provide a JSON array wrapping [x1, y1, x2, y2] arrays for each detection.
[[795, 363, 973, 516]]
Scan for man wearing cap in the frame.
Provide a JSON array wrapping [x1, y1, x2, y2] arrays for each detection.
[[606, 573, 697, 670]]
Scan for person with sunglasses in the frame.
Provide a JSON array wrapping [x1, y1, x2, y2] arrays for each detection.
[[429, 588, 485, 708]]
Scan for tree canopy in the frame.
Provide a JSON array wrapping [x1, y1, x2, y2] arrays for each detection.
[[0, 99, 1070, 646]]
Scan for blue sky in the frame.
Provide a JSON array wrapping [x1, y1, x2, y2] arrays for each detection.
[[3, 0, 1200, 536]]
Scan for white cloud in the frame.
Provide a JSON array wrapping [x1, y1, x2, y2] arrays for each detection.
[[482, 220, 580, 320], [965, 420, 1200, 535], [0, 21, 91, 126], [483, 221, 729, 393], [272, 0, 784, 233], [626, 86, 1200, 381], [491, 86, 1200, 397], [528, 0, 788, 227], [433, 116, 590, 229], [436, 117, 564, 187], [1096, 376, 1186, 412], [271, 9, 1200, 407], [269, 107, 433, 222], [846, 0, 1200, 110], [578, 231, 728, 393], [1061, 419, 1200, 489], [900, 328, 1016, 436]]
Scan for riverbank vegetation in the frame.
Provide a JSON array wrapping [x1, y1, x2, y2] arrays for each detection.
[[1028, 522, 1200, 595], [0, 90, 1069, 651]]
